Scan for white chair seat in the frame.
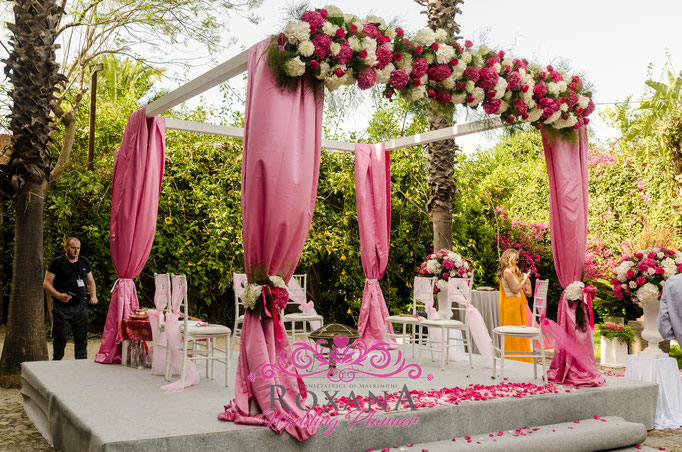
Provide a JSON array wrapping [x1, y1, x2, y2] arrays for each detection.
[[385, 314, 425, 324], [180, 324, 232, 336], [493, 325, 540, 335], [420, 319, 464, 327], [283, 312, 323, 321]]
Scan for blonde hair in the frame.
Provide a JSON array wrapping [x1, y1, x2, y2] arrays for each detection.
[[497, 248, 521, 281]]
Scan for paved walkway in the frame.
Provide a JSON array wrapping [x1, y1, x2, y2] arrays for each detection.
[[1, 325, 681, 451]]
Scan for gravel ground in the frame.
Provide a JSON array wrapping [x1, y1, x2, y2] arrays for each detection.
[[1, 325, 681, 451]]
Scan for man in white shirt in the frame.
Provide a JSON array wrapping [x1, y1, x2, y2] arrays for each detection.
[[658, 273, 682, 344]]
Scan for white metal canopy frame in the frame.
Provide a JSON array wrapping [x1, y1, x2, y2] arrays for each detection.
[[145, 46, 504, 151]]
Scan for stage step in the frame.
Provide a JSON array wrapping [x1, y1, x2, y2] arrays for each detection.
[[379, 417, 647, 452]]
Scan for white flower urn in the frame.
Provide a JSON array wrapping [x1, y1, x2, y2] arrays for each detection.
[[436, 290, 452, 320], [600, 337, 628, 368], [639, 297, 667, 358]]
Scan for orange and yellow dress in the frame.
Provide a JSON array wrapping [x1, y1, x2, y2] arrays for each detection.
[[499, 274, 532, 362]]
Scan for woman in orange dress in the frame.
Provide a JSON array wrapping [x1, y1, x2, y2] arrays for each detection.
[[498, 248, 533, 362]]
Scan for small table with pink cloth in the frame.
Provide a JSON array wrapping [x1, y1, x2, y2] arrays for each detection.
[[117, 319, 153, 366]]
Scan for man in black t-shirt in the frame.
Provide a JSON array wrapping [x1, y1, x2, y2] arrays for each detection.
[[43, 237, 98, 360]]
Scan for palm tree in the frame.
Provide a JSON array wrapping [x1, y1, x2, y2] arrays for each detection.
[[414, 0, 465, 251], [0, 0, 66, 384]]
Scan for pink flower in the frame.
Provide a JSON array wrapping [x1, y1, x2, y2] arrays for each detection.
[[507, 71, 521, 90], [442, 272, 449, 279], [635, 252, 644, 259], [483, 99, 502, 114], [362, 23, 381, 39], [393, 52, 402, 62], [429, 64, 452, 82], [395, 27, 404, 37], [309, 60, 319, 70], [313, 34, 332, 59], [335, 28, 345, 38], [465, 40, 473, 48], [567, 91, 579, 106], [376, 45, 393, 69], [584, 98, 596, 117], [334, 44, 353, 65], [436, 90, 452, 104], [626, 269, 634, 278], [442, 259, 455, 270], [550, 71, 563, 82], [463, 66, 480, 82], [300, 10, 325, 29], [637, 258, 657, 272], [277, 33, 287, 46], [348, 24, 358, 35], [636, 276, 646, 285], [533, 81, 547, 98], [357, 69, 377, 90], [358, 49, 368, 58], [478, 67, 499, 90], [648, 252, 656, 259], [415, 45, 423, 54], [319, 9, 328, 19], [431, 42, 439, 50], [656, 267, 665, 275], [389, 69, 409, 90], [334, 68, 344, 77]]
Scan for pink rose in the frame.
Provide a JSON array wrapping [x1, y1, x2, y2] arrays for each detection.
[[277, 33, 287, 46], [442, 259, 455, 270], [393, 52, 402, 62], [415, 45, 423, 54], [465, 40, 473, 48], [362, 23, 381, 39], [335, 28, 346, 38], [431, 42, 439, 50], [395, 27, 404, 37], [319, 9, 328, 19], [309, 60, 319, 70], [635, 252, 644, 259], [626, 269, 634, 278], [483, 99, 502, 114], [385, 90, 393, 99], [442, 272, 449, 280], [348, 24, 358, 35], [636, 276, 646, 285], [611, 277, 619, 284], [655, 267, 665, 275], [334, 68, 345, 77], [359, 49, 368, 58]]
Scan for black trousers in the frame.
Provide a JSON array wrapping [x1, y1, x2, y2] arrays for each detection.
[[52, 301, 89, 360]]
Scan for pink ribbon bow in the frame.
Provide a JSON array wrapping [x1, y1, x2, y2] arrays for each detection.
[[582, 284, 596, 331]]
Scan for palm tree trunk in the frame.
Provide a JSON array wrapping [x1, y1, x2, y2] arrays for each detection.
[[0, 182, 48, 385], [416, 0, 465, 251]]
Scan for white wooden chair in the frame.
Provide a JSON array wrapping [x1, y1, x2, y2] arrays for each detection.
[[165, 274, 231, 387], [141, 273, 171, 370], [417, 277, 473, 371], [492, 279, 548, 381], [384, 276, 435, 357], [283, 274, 324, 343], [232, 272, 248, 357]]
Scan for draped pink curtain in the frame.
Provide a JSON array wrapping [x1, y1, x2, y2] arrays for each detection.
[[544, 127, 604, 386], [218, 39, 321, 441], [354, 143, 394, 346], [95, 108, 165, 364]]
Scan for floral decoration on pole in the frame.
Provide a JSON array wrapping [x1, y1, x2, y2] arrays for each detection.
[[267, 5, 596, 134]]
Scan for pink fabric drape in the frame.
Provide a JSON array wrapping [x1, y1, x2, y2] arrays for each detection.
[[148, 273, 170, 375], [218, 39, 322, 441], [96, 108, 165, 364], [354, 143, 394, 346], [544, 128, 604, 386]]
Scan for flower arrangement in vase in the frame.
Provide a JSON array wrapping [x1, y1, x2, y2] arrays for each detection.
[[595, 323, 635, 347], [611, 246, 682, 305], [418, 249, 472, 293]]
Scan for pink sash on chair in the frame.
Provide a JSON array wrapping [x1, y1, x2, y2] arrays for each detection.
[[286, 278, 321, 330], [148, 274, 170, 376], [161, 276, 199, 391], [449, 278, 493, 367]]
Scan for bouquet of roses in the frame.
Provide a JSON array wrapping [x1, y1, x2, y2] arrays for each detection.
[[418, 249, 472, 293], [612, 246, 682, 305], [241, 274, 290, 316]]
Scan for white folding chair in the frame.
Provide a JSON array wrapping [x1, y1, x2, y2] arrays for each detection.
[[232, 273, 248, 357], [417, 278, 473, 371], [143, 273, 171, 370], [492, 279, 548, 381], [283, 274, 324, 343], [384, 276, 435, 357], [165, 274, 231, 387]]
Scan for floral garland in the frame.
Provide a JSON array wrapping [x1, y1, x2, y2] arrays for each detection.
[[269, 5, 595, 133], [418, 249, 472, 293], [595, 323, 634, 347], [612, 246, 682, 305], [565, 281, 593, 332]]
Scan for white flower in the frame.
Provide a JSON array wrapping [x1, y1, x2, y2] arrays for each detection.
[[330, 42, 341, 56], [493, 62, 501, 74], [552, 114, 578, 129], [451, 64, 466, 79], [629, 281, 638, 289], [494, 77, 507, 99], [284, 57, 306, 77], [443, 74, 456, 90], [406, 85, 426, 101], [621, 283, 627, 289], [436, 44, 456, 65], [526, 109, 543, 122], [425, 54, 435, 64], [544, 110, 562, 124], [395, 53, 413, 73], [268, 275, 286, 289], [470, 87, 485, 106], [366, 15, 387, 30], [375, 63, 395, 84], [365, 49, 377, 67], [498, 100, 509, 114], [324, 73, 345, 91], [657, 252, 665, 259], [676, 257, 682, 265], [636, 283, 660, 305], [426, 259, 441, 275], [662, 258, 677, 278], [324, 5, 344, 17], [478, 45, 489, 54], [446, 251, 457, 259], [615, 260, 634, 282], [322, 22, 337, 36], [557, 81, 567, 92], [578, 95, 590, 109], [348, 36, 362, 52], [415, 28, 436, 47], [473, 53, 483, 66], [461, 52, 472, 64], [435, 28, 448, 41], [362, 36, 377, 51], [298, 40, 314, 57], [385, 28, 396, 40], [647, 267, 656, 276], [420, 74, 428, 85], [565, 281, 584, 301], [315, 61, 331, 80], [285, 20, 311, 43], [560, 103, 569, 112], [451, 93, 467, 104], [241, 284, 263, 310], [547, 82, 560, 96], [465, 80, 476, 92]]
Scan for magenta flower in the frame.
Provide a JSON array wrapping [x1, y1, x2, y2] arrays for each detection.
[[483, 99, 502, 114], [362, 23, 381, 38], [533, 81, 547, 98], [357, 68, 377, 90], [301, 10, 325, 29], [334, 44, 353, 65], [375, 45, 393, 69], [313, 34, 332, 59], [463, 66, 480, 82], [436, 90, 452, 104], [477, 67, 499, 90], [430, 64, 452, 82], [411, 57, 428, 79], [389, 69, 409, 90], [442, 259, 454, 270]]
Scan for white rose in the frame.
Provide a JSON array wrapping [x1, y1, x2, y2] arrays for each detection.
[[348, 36, 362, 52], [322, 22, 337, 36], [436, 44, 456, 65], [526, 109, 543, 122], [330, 42, 341, 56], [557, 81, 567, 92], [415, 28, 436, 46], [316, 61, 331, 80], [547, 82, 560, 96], [461, 52, 472, 64], [284, 57, 306, 77]]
